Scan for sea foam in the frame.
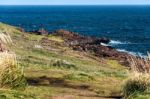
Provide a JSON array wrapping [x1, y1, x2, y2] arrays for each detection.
[[117, 49, 146, 58], [109, 40, 128, 45]]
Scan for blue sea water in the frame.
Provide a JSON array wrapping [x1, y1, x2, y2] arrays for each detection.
[[0, 5, 150, 56]]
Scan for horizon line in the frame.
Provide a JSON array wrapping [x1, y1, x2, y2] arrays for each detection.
[[1, 4, 150, 6]]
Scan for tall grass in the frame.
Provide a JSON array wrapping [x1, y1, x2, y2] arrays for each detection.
[[0, 32, 26, 89], [123, 55, 150, 98], [123, 73, 150, 98], [128, 54, 150, 73], [0, 32, 12, 44]]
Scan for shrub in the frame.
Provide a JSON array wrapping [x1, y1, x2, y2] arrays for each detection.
[[0, 52, 27, 89], [0, 32, 26, 89], [123, 73, 150, 98], [122, 55, 150, 98]]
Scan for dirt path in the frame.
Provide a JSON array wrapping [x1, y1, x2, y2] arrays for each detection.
[[48, 89, 122, 99], [51, 95, 104, 99], [27, 74, 123, 99], [50, 95, 122, 99]]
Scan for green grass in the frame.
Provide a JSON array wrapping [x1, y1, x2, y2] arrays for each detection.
[[0, 86, 55, 99], [0, 23, 130, 99], [122, 73, 150, 99], [0, 31, 26, 90], [48, 35, 64, 42], [128, 91, 150, 99]]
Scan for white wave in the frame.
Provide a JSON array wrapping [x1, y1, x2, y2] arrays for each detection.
[[101, 43, 109, 46], [110, 40, 123, 44], [109, 40, 129, 45], [117, 49, 146, 58], [117, 49, 136, 55]]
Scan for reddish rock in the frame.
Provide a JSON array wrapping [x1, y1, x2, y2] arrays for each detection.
[[53, 29, 110, 45], [38, 28, 48, 35], [30, 28, 49, 35], [18, 27, 25, 32], [52, 29, 130, 66], [29, 28, 130, 66]]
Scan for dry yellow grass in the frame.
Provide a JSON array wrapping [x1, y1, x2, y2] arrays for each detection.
[[123, 54, 150, 98], [0, 32, 12, 44], [0, 32, 26, 89], [123, 72, 150, 98], [127, 54, 150, 73]]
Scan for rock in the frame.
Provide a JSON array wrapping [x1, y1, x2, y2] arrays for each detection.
[[53, 29, 110, 45], [30, 28, 49, 35], [18, 27, 25, 32], [29, 28, 130, 66], [53, 29, 83, 41], [38, 28, 49, 36], [52, 29, 130, 66]]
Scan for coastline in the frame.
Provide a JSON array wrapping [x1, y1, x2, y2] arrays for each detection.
[[1, 23, 150, 98], [0, 23, 128, 98], [0, 4, 150, 98], [29, 28, 133, 66]]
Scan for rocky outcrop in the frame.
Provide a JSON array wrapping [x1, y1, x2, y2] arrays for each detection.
[[29, 28, 130, 66], [52, 29, 130, 66], [30, 28, 48, 35], [53, 29, 110, 45]]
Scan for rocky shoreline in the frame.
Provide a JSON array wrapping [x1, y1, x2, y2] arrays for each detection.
[[30, 28, 131, 66]]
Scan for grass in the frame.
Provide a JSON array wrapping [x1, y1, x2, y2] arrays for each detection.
[[128, 91, 150, 99], [48, 35, 64, 42], [0, 86, 55, 99], [122, 55, 150, 99], [123, 73, 150, 98], [0, 23, 129, 99], [0, 52, 26, 89], [0, 32, 26, 90], [63, 72, 94, 81], [51, 59, 77, 69]]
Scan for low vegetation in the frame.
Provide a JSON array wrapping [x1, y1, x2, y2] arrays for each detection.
[[0, 52, 26, 89], [123, 73, 150, 98], [0, 31, 26, 90], [122, 55, 150, 99], [1, 23, 142, 99]]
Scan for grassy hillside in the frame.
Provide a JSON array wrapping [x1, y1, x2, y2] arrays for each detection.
[[0, 23, 147, 99]]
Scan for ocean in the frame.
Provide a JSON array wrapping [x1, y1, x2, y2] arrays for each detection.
[[0, 5, 150, 56]]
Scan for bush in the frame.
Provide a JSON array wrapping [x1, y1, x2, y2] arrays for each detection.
[[122, 73, 150, 98], [0, 32, 26, 89], [0, 52, 27, 89], [123, 54, 150, 98]]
